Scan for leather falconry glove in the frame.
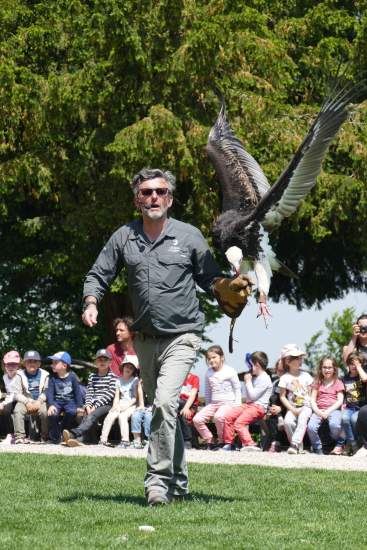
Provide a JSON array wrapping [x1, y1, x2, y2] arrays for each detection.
[[213, 275, 253, 318]]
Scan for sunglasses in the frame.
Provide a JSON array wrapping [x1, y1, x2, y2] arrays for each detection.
[[139, 188, 169, 197]]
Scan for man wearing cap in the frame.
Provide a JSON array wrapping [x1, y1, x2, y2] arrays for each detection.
[[0, 351, 22, 442], [47, 352, 84, 444], [81, 168, 251, 505], [13, 350, 49, 444], [63, 349, 117, 446]]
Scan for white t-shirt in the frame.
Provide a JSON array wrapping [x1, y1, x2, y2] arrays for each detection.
[[117, 376, 138, 406], [278, 371, 313, 408]]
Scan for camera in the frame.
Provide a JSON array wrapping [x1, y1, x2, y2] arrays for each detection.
[[359, 326, 367, 335]]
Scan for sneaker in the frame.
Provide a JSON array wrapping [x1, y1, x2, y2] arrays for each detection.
[[130, 441, 145, 449], [146, 489, 170, 507], [222, 443, 235, 451], [330, 445, 344, 456], [63, 429, 73, 443], [287, 444, 299, 455], [209, 442, 223, 451], [117, 441, 130, 449], [312, 447, 323, 455], [98, 440, 113, 447], [268, 441, 281, 453], [240, 445, 261, 452], [66, 438, 85, 447], [14, 437, 31, 445], [0, 434, 15, 445]]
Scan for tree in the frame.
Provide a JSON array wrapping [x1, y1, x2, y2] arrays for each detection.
[[304, 307, 356, 372], [1, 1, 367, 356]]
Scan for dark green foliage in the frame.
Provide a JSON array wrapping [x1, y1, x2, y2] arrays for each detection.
[[1, 1, 367, 353]]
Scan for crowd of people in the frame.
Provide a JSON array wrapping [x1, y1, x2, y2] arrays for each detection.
[[2, 314, 367, 458]]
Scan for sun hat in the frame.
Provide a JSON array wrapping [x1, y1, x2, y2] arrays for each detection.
[[280, 344, 305, 359]]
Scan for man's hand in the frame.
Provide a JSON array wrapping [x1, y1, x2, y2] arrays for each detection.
[[213, 275, 253, 318], [82, 303, 98, 327], [48, 405, 57, 416]]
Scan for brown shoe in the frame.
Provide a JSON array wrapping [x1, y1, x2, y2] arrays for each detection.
[[66, 438, 85, 447]]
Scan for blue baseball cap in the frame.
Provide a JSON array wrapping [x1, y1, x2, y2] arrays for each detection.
[[48, 351, 72, 366]]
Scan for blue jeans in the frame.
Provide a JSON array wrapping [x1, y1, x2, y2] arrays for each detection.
[[131, 408, 152, 437], [48, 401, 78, 442], [307, 410, 343, 450], [341, 407, 359, 443]]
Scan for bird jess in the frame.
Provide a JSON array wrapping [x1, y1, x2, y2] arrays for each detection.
[[207, 83, 366, 331]]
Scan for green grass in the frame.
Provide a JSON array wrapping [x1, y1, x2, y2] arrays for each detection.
[[1, 453, 367, 549]]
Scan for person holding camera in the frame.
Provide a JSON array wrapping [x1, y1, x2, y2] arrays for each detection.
[[222, 351, 272, 451], [342, 314, 367, 367]]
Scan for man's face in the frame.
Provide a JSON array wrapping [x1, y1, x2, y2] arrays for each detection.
[[24, 360, 41, 375], [135, 177, 173, 221], [115, 322, 131, 343]]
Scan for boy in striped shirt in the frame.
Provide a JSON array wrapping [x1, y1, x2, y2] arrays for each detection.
[[64, 349, 116, 447]]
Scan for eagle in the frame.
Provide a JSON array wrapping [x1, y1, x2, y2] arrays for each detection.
[[206, 83, 366, 327]]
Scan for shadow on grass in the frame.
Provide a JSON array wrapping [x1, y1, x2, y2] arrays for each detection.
[[59, 491, 242, 507]]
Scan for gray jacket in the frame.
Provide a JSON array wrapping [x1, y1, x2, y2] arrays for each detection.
[[83, 218, 222, 335]]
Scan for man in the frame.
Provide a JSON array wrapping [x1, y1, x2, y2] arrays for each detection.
[[82, 168, 250, 505], [343, 314, 367, 367], [107, 317, 137, 376], [63, 349, 116, 447]]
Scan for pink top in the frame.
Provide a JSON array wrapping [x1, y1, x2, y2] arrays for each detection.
[[312, 379, 344, 409]]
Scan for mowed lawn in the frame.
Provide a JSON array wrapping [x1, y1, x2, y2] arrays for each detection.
[[1, 453, 367, 549]]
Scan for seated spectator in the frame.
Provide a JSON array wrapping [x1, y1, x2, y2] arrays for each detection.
[[0, 350, 22, 444], [342, 314, 367, 367], [63, 349, 116, 447], [222, 351, 272, 452], [193, 345, 241, 450], [307, 356, 344, 455], [107, 317, 137, 377], [46, 351, 84, 444], [130, 382, 152, 449], [99, 356, 139, 448], [341, 352, 367, 456], [13, 350, 49, 444], [264, 358, 286, 452], [178, 371, 200, 449], [278, 344, 313, 455]]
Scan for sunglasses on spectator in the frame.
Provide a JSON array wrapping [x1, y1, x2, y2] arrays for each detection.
[[139, 188, 169, 197]]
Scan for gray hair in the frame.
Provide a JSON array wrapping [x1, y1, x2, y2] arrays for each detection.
[[130, 168, 176, 196]]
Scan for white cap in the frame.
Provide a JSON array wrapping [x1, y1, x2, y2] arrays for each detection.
[[280, 343, 305, 359]]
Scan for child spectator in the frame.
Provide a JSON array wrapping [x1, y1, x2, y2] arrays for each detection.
[[178, 371, 200, 449], [130, 383, 153, 449], [99, 356, 139, 448], [307, 356, 344, 455], [46, 351, 84, 444], [264, 358, 286, 452], [278, 344, 313, 454], [342, 352, 367, 456], [13, 350, 49, 444], [193, 345, 241, 450], [0, 351, 22, 444], [222, 351, 272, 451], [63, 349, 116, 447]]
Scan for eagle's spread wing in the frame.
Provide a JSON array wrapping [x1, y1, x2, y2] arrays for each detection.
[[206, 99, 270, 214], [247, 82, 367, 231]]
